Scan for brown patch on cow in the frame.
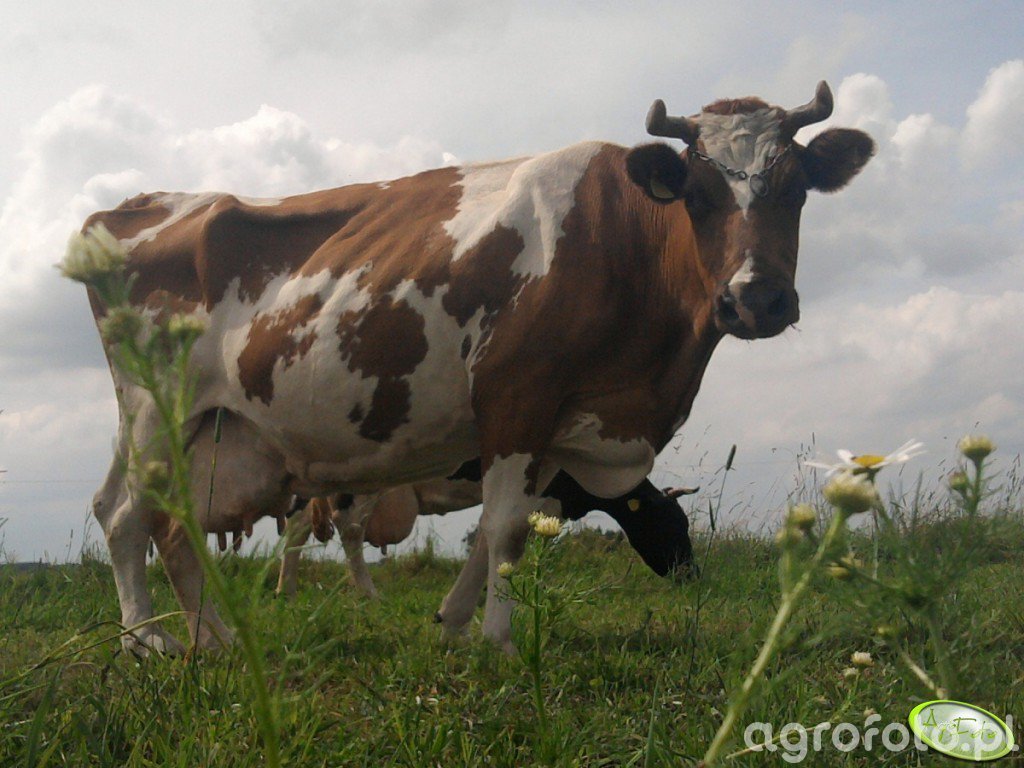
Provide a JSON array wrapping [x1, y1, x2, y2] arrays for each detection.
[[299, 168, 464, 298], [337, 296, 427, 378], [468, 144, 723, 467], [238, 294, 322, 405], [143, 290, 200, 325], [523, 455, 544, 496], [87, 193, 174, 241], [442, 226, 525, 327], [291, 166, 526, 333], [200, 197, 362, 305], [359, 378, 413, 441], [83, 195, 214, 309], [336, 296, 429, 441]]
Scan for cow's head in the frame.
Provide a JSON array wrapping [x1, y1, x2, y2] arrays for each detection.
[[626, 81, 875, 339], [601, 484, 698, 580]]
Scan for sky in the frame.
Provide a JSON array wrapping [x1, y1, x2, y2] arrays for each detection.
[[1, 1, 1022, 562]]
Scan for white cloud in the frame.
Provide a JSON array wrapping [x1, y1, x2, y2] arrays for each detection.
[[0, 85, 455, 373], [962, 59, 1024, 169]]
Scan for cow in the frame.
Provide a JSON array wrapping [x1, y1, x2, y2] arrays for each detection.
[[275, 460, 698, 599], [79, 80, 873, 654]]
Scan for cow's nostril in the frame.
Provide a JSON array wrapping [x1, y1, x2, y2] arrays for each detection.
[[717, 291, 739, 322], [766, 292, 788, 317]]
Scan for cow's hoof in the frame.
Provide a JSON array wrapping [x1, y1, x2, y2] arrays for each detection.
[[122, 627, 186, 658], [197, 626, 235, 652], [433, 611, 444, 624]]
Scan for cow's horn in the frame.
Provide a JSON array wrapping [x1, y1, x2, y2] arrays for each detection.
[[781, 81, 834, 137], [646, 99, 700, 144]]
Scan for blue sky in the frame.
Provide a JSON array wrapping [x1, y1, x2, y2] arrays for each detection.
[[1, 1, 1022, 560]]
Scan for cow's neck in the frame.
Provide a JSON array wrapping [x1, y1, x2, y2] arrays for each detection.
[[563, 145, 723, 451], [648, 198, 724, 447]]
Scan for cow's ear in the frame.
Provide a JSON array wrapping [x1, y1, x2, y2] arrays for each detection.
[[800, 129, 875, 193], [664, 486, 699, 499], [626, 143, 687, 203]]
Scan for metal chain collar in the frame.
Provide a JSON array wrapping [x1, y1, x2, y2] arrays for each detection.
[[688, 145, 790, 198]]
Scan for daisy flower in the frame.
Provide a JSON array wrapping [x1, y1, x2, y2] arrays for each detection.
[[805, 440, 925, 478]]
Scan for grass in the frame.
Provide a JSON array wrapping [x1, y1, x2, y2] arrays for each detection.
[[2, 500, 1023, 766]]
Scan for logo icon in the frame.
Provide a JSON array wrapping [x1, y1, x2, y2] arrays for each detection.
[[909, 700, 1014, 762]]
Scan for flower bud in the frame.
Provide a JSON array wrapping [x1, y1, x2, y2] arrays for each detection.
[[947, 470, 970, 495], [99, 306, 144, 345], [166, 314, 207, 345], [530, 513, 562, 538], [59, 224, 127, 284], [823, 472, 878, 515], [496, 561, 514, 578], [958, 435, 995, 463], [787, 504, 817, 532]]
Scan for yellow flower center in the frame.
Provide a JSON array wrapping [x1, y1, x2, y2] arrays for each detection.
[[852, 454, 886, 468]]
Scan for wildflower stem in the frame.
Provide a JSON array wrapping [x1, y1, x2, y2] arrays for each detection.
[[895, 645, 947, 699], [924, 612, 956, 696], [529, 541, 552, 764], [702, 511, 847, 765], [135, 338, 281, 767]]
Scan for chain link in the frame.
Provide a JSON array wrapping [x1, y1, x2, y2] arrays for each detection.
[[689, 145, 790, 197]]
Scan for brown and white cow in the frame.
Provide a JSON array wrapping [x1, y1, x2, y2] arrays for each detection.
[[82, 81, 872, 653]]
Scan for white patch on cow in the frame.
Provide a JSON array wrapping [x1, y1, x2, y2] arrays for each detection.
[[235, 194, 284, 207], [727, 251, 756, 290], [188, 262, 477, 493], [693, 108, 782, 214], [548, 412, 655, 498], [444, 142, 604, 278], [393, 278, 479, 448], [121, 192, 221, 248]]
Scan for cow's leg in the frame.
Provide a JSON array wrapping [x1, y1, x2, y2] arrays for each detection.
[[151, 516, 233, 650], [436, 526, 489, 636], [339, 514, 379, 600], [276, 506, 313, 599], [478, 453, 549, 653], [92, 405, 186, 655]]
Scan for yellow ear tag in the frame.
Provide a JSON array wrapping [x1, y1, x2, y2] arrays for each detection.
[[649, 178, 676, 200], [627, 498, 641, 512]]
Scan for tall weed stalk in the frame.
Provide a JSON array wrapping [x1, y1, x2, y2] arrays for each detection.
[[60, 225, 281, 767]]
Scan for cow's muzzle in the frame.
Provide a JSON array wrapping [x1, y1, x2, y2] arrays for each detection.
[[714, 281, 799, 339]]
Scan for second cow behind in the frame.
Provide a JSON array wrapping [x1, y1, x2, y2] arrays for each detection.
[[276, 460, 697, 601]]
